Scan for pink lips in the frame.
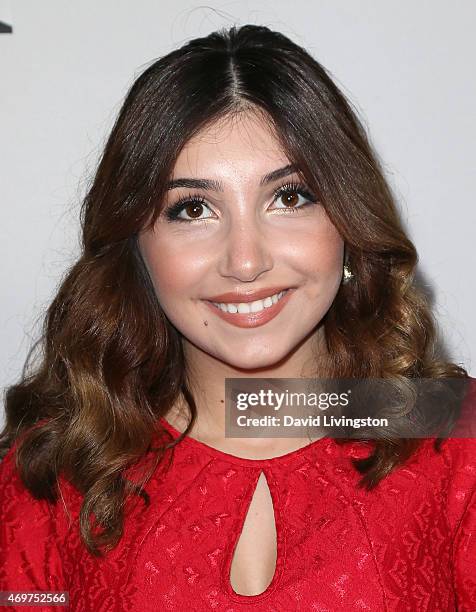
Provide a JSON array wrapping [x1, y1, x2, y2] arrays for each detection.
[[206, 286, 292, 303], [203, 288, 294, 328]]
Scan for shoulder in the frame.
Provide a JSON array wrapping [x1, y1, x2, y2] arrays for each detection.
[[0, 427, 82, 544], [0, 443, 64, 593], [0, 432, 81, 594], [436, 376, 476, 610], [0, 429, 82, 520], [0, 441, 38, 504], [0, 440, 62, 531], [421, 376, 476, 537], [436, 375, 476, 472]]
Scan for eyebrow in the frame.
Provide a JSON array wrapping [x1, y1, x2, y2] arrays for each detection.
[[165, 163, 299, 191]]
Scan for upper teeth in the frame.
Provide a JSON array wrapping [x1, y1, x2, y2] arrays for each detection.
[[211, 290, 288, 314]]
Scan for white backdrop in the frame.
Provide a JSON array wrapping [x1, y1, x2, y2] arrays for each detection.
[[1, 1, 475, 426]]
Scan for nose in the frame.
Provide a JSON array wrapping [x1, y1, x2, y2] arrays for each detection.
[[217, 217, 274, 283]]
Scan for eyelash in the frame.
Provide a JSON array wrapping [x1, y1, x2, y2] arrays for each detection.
[[163, 180, 319, 223]]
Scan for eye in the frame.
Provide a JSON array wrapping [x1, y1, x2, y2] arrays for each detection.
[[270, 181, 319, 212], [164, 196, 215, 222]]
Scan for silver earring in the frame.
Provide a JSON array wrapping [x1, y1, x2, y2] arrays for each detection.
[[343, 263, 354, 284]]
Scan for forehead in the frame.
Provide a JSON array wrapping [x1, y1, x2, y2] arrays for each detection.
[[170, 110, 292, 183]]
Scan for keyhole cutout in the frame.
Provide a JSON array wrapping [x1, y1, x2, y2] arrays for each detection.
[[229, 470, 278, 597]]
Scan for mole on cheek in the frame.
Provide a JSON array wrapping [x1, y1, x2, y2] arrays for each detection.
[[204, 320, 208, 326]]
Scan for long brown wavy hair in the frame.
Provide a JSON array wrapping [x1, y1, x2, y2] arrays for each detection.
[[0, 24, 469, 556]]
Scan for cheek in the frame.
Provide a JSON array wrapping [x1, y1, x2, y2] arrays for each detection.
[[285, 221, 344, 277], [139, 232, 208, 301]]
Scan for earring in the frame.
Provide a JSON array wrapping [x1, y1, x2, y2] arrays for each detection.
[[343, 263, 354, 284]]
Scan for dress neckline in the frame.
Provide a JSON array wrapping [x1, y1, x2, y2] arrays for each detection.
[[158, 416, 332, 467]]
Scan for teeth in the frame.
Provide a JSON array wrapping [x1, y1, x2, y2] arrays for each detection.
[[212, 290, 288, 314]]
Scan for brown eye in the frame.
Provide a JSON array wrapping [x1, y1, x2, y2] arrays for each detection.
[[185, 202, 204, 218], [272, 182, 318, 213], [280, 191, 300, 208], [165, 196, 214, 222]]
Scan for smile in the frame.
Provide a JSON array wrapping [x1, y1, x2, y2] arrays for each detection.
[[202, 288, 294, 328], [211, 289, 288, 313]]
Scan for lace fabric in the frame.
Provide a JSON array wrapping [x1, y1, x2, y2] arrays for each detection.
[[1, 380, 475, 611]]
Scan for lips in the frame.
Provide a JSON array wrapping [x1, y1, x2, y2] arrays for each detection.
[[202, 288, 295, 328]]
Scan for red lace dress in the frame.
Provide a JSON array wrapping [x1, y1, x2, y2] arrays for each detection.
[[1, 383, 475, 611]]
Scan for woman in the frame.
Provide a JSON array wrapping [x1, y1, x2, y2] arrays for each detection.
[[0, 24, 474, 611]]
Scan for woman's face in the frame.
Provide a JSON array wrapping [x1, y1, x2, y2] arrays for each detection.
[[138, 110, 344, 370]]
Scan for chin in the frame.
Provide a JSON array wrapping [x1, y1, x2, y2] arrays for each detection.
[[214, 345, 291, 371]]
